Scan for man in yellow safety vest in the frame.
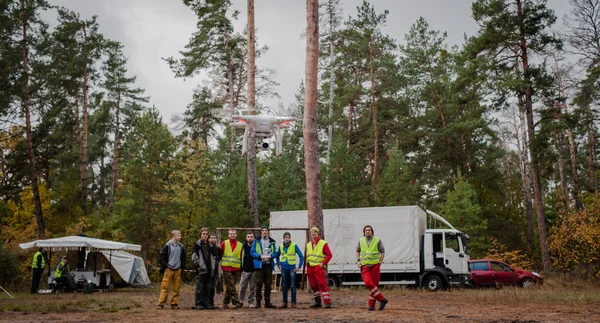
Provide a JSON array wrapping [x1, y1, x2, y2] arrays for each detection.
[[356, 225, 388, 311], [31, 247, 47, 294], [220, 229, 243, 309], [306, 227, 333, 308], [55, 256, 76, 292], [276, 231, 304, 308]]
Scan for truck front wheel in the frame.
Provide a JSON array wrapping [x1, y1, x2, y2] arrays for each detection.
[[423, 275, 443, 292]]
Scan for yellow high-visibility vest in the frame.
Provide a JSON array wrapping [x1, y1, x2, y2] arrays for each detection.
[[279, 242, 297, 265], [221, 240, 242, 268], [55, 261, 70, 278], [306, 239, 327, 266], [31, 251, 45, 269], [359, 236, 381, 265]]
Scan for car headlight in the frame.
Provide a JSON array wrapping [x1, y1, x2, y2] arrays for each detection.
[[532, 272, 542, 278]]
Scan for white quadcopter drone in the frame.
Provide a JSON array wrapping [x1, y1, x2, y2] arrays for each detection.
[[228, 109, 297, 157]]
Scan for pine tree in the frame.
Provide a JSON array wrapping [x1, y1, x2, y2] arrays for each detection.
[[377, 148, 421, 206], [115, 107, 176, 261], [470, 0, 562, 270], [102, 41, 147, 209], [246, 0, 259, 227], [442, 170, 486, 258], [13, 0, 51, 238], [565, 0, 600, 195], [304, 0, 324, 233], [182, 87, 221, 145], [50, 8, 105, 216]]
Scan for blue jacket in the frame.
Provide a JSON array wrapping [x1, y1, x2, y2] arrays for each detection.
[[251, 237, 277, 270], [275, 242, 304, 270]]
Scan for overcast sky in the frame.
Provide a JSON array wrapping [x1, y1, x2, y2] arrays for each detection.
[[48, 0, 572, 124]]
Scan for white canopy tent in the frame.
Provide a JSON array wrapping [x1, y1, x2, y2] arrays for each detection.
[[20, 236, 149, 288], [19, 235, 141, 251]]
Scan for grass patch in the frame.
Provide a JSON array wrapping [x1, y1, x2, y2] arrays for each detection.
[[0, 303, 35, 313], [100, 306, 121, 313]]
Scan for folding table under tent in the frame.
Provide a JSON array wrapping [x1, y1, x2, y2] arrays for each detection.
[[19, 235, 149, 290]]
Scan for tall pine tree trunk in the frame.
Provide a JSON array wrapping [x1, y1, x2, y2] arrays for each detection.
[[347, 100, 353, 150], [554, 54, 582, 210], [369, 37, 379, 194], [517, 0, 550, 271], [586, 103, 598, 195], [326, 6, 335, 164], [21, 0, 44, 238], [110, 94, 121, 209], [246, 0, 259, 227], [224, 22, 236, 153], [555, 133, 569, 212], [517, 97, 534, 253], [100, 155, 106, 207], [80, 22, 89, 216], [304, 0, 324, 234]]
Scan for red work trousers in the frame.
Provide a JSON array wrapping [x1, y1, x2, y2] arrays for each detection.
[[307, 265, 331, 305], [361, 263, 385, 307]]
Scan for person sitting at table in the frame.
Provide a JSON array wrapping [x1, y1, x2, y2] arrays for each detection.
[[55, 256, 76, 292]]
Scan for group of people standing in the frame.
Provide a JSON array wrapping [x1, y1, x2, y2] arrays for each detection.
[[156, 225, 389, 311]]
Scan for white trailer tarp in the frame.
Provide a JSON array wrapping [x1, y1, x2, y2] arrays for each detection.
[[99, 250, 150, 287], [271, 206, 427, 273]]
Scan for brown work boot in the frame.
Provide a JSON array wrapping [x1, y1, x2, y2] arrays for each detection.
[[291, 302, 296, 308], [280, 302, 288, 308]]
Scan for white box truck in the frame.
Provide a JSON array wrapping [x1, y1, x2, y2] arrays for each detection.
[[270, 205, 471, 291]]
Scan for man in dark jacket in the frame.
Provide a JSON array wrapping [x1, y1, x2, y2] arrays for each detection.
[[251, 226, 277, 308], [209, 234, 221, 308], [238, 232, 256, 307], [192, 228, 216, 310], [31, 247, 47, 294], [157, 230, 186, 309]]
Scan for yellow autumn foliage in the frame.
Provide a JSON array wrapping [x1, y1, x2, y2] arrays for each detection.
[[2, 183, 52, 248], [485, 238, 535, 270], [548, 197, 600, 279]]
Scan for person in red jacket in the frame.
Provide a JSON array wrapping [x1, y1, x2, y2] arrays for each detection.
[[306, 227, 333, 308]]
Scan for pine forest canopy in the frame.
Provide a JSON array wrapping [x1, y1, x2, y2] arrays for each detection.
[[2, 0, 600, 279]]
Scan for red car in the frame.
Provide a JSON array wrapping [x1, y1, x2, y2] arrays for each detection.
[[469, 259, 543, 287]]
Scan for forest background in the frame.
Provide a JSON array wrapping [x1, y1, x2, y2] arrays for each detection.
[[2, 0, 600, 287]]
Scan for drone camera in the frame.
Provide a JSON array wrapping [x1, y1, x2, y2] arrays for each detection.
[[257, 142, 270, 150]]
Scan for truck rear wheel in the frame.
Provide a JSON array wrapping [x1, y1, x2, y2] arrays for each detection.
[[423, 275, 443, 292], [327, 275, 340, 289]]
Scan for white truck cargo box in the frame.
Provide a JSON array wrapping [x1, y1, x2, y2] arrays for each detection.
[[270, 206, 427, 273]]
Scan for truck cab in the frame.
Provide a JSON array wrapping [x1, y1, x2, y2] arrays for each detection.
[[422, 229, 471, 290]]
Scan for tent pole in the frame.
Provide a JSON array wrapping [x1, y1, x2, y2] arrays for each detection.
[[0, 285, 14, 299], [109, 250, 113, 289]]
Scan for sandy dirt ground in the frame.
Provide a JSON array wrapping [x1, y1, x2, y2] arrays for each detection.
[[1, 285, 599, 322]]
